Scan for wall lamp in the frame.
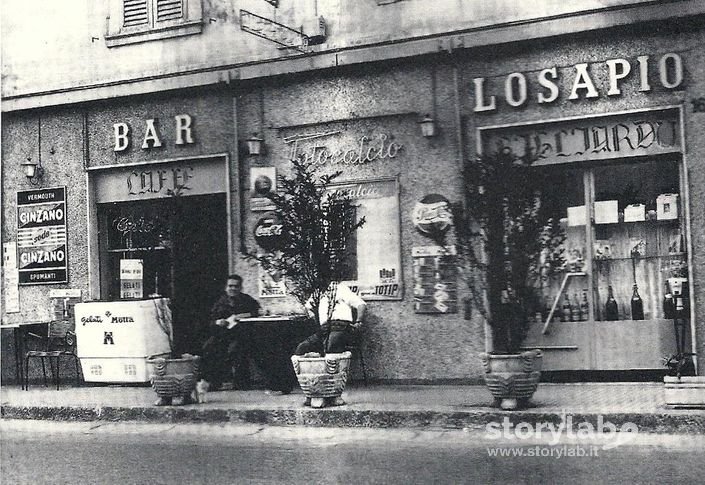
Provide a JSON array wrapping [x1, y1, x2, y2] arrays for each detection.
[[21, 156, 44, 185], [246, 134, 265, 156], [419, 114, 437, 138]]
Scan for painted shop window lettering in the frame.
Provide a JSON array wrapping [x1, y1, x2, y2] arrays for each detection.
[[483, 111, 681, 166], [474, 53, 684, 112], [126, 166, 194, 196]]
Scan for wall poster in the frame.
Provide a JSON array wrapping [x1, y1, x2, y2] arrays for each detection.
[[258, 257, 287, 298], [330, 178, 402, 300], [3, 241, 20, 312], [17, 187, 68, 284], [119, 259, 144, 299], [412, 245, 458, 314], [250, 167, 277, 211]]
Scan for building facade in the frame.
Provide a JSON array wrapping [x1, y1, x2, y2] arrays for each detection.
[[2, 0, 705, 382]]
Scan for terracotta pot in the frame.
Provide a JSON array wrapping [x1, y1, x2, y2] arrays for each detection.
[[291, 351, 352, 408], [479, 349, 543, 410], [146, 353, 200, 406]]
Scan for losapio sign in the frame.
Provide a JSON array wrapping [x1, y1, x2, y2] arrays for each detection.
[[254, 213, 285, 251], [473, 53, 684, 112]]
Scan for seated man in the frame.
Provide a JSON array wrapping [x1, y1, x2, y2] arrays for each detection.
[[294, 281, 366, 355], [201, 274, 260, 390]]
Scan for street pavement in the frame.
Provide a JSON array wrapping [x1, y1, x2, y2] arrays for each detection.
[[3, 382, 705, 433], [3, 420, 705, 484]]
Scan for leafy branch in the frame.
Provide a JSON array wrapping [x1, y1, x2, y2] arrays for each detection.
[[244, 158, 365, 328]]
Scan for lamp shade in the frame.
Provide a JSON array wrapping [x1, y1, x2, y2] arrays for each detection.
[[21, 159, 38, 178], [419, 115, 436, 137], [246, 135, 264, 155]]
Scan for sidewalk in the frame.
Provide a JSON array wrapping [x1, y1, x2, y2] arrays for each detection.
[[3, 382, 705, 433]]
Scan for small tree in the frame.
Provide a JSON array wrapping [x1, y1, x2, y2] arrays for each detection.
[[452, 148, 565, 353], [246, 158, 365, 335]]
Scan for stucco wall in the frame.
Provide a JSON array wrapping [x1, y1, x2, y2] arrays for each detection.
[[233, 60, 487, 381]]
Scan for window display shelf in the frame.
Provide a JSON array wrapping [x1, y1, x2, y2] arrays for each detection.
[[594, 253, 686, 262], [542, 272, 587, 334], [107, 246, 169, 253]]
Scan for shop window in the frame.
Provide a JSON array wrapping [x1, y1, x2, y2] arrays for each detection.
[[98, 199, 174, 300], [105, 0, 203, 47], [535, 158, 686, 324]]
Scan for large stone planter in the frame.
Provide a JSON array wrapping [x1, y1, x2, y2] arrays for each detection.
[[291, 351, 352, 408], [664, 376, 705, 408], [479, 349, 543, 410], [146, 353, 200, 406]]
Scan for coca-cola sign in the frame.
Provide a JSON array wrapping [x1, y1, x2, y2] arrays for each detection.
[[254, 214, 285, 251], [412, 194, 453, 236]]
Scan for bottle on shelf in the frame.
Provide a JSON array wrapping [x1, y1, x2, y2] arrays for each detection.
[[604, 285, 619, 321], [562, 293, 572, 322], [571, 292, 581, 322], [663, 282, 675, 319], [579, 289, 590, 321], [631, 284, 644, 320]]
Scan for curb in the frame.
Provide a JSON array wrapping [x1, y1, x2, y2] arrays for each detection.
[[4, 405, 705, 434]]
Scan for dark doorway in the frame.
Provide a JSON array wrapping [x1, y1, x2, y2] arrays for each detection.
[[170, 194, 228, 354], [98, 193, 228, 355]]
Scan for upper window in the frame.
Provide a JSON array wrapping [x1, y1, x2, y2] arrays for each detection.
[[106, 0, 203, 47]]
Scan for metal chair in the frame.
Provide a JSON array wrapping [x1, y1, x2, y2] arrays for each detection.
[[345, 325, 368, 385], [24, 320, 82, 390]]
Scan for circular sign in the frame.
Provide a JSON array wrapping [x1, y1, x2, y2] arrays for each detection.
[[254, 213, 285, 251], [412, 194, 452, 236], [254, 174, 273, 196]]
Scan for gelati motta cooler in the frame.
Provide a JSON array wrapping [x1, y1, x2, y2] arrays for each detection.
[[74, 298, 172, 383]]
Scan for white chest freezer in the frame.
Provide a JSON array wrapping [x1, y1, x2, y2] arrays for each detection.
[[74, 298, 172, 383]]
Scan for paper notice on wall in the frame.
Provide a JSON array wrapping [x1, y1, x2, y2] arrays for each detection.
[[3, 242, 20, 313], [258, 258, 287, 298], [250, 167, 277, 212], [120, 259, 143, 299], [567, 206, 586, 226]]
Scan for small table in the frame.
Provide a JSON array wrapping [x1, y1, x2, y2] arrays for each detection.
[[237, 315, 314, 391], [0, 321, 51, 389]]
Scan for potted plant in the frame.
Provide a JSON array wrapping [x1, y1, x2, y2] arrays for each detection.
[[246, 157, 365, 407], [451, 148, 565, 410], [145, 185, 201, 406]]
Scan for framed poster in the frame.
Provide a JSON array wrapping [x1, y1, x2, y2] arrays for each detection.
[[258, 257, 287, 298], [250, 167, 277, 211], [3, 242, 20, 312], [412, 245, 458, 314], [330, 177, 402, 300], [17, 187, 68, 284], [120, 259, 144, 299]]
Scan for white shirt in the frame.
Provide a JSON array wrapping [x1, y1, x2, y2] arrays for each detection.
[[306, 283, 366, 326]]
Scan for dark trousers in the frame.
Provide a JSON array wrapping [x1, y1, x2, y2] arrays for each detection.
[[200, 327, 251, 389], [201, 326, 294, 393], [294, 322, 350, 355]]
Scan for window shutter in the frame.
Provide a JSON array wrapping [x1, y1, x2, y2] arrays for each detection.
[[123, 0, 149, 27], [156, 0, 184, 22]]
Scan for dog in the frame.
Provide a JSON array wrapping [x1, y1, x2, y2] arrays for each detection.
[[192, 379, 210, 404]]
